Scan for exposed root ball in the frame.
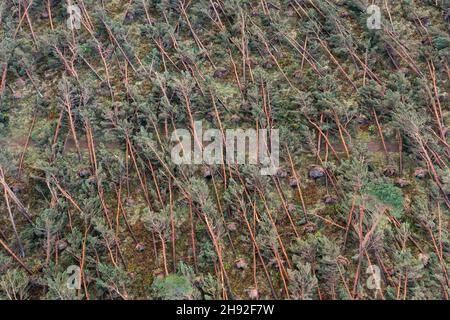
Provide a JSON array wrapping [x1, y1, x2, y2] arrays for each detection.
[[414, 168, 428, 179], [309, 165, 325, 180], [213, 67, 228, 78]]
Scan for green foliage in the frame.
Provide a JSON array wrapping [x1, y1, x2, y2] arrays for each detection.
[[151, 274, 196, 300], [364, 182, 404, 218], [42, 268, 79, 300], [96, 264, 131, 299], [287, 259, 318, 300], [0, 269, 29, 300]]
